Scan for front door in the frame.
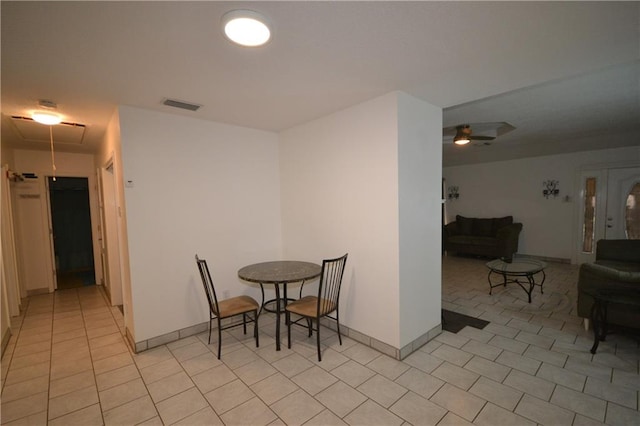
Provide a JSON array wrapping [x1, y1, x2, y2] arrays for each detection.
[[605, 167, 640, 239]]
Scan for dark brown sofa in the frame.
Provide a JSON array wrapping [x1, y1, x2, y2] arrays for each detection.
[[577, 239, 640, 329], [443, 215, 523, 261]]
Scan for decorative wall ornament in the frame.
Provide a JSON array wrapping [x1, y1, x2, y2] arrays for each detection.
[[448, 186, 460, 200], [543, 180, 559, 198]]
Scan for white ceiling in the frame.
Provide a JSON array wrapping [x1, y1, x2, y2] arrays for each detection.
[[2, 2, 638, 166]]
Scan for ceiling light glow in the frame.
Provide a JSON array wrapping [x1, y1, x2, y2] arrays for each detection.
[[32, 111, 62, 125], [222, 10, 271, 47]]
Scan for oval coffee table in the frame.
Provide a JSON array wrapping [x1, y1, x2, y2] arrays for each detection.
[[486, 258, 547, 303]]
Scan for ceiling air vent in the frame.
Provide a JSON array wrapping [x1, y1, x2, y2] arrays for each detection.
[[162, 98, 201, 112]]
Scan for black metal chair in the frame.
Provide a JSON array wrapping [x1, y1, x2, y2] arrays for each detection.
[[195, 255, 259, 359], [286, 253, 348, 361]]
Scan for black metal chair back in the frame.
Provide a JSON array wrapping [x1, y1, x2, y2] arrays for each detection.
[[196, 254, 220, 316]]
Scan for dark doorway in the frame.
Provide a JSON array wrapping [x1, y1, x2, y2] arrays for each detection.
[[48, 177, 95, 290]]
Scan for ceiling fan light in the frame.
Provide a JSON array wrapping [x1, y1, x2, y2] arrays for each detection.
[[32, 111, 62, 125], [222, 10, 271, 47], [454, 137, 471, 145]]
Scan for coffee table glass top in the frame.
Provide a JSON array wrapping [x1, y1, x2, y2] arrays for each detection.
[[486, 258, 547, 274]]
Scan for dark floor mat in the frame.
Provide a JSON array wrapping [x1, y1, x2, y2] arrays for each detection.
[[442, 309, 489, 333]]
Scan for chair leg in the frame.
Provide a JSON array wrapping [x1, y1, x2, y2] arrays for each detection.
[[336, 312, 342, 345], [207, 316, 212, 344], [316, 318, 322, 362], [217, 319, 222, 360], [243, 313, 247, 334], [307, 318, 312, 337], [286, 311, 292, 349], [254, 310, 259, 348]]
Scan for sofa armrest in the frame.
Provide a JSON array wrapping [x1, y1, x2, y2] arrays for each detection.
[[444, 222, 459, 237], [495, 223, 523, 240], [596, 239, 640, 263]]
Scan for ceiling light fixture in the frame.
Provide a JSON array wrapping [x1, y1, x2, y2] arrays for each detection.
[[222, 10, 272, 47], [32, 111, 62, 125], [453, 125, 471, 145]]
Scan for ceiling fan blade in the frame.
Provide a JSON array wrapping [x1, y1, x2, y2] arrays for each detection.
[[470, 135, 495, 141]]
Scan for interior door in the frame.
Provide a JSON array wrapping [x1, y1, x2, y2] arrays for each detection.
[[605, 167, 640, 239], [100, 163, 123, 306]]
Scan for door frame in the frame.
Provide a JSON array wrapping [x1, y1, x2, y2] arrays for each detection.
[[574, 160, 640, 264]]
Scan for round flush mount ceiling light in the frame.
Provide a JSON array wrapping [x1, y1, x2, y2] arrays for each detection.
[[222, 10, 271, 47], [32, 111, 62, 125]]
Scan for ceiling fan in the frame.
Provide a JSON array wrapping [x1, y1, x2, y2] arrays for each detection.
[[443, 122, 515, 145]]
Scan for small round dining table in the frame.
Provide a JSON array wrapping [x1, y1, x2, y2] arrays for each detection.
[[238, 261, 321, 350]]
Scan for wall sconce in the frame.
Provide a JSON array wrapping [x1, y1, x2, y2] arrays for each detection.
[[448, 186, 460, 200], [543, 180, 559, 198]]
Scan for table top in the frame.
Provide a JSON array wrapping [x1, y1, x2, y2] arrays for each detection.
[[486, 258, 547, 274], [238, 261, 321, 284]]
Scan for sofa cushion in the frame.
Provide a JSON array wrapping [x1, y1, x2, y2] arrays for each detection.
[[456, 215, 474, 235], [448, 236, 497, 247], [472, 218, 494, 237], [493, 216, 513, 234]]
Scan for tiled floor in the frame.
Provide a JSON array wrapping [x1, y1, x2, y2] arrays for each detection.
[[1, 256, 639, 425]]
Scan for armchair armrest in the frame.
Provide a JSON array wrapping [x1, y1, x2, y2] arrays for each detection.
[[581, 263, 640, 283], [444, 222, 459, 237]]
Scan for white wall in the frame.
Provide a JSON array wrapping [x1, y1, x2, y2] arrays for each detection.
[[444, 145, 640, 261], [397, 93, 442, 346], [280, 92, 442, 349], [118, 106, 282, 342]]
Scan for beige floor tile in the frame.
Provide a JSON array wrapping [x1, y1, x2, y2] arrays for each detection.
[[204, 379, 255, 414], [191, 363, 237, 393], [147, 371, 194, 404], [221, 345, 260, 369], [11, 340, 51, 358], [437, 411, 474, 426], [134, 345, 175, 369], [49, 369, 96, 399], [48, 385, 99, 420], [139, 356, 181, 384], [515, 394, 575, 425], [461, 339, 503, 361], [463, 356, 511, 382], [611, 368, 640, 391], [48, 403, 103, 426], [474, 402, 536, 426], [169, 341, 210, 362], [342, 342, 382, 364], [430, 382, 487, 421], [331, 360, 376, 387], [0, 392, 48, 424], [394, 367, 445, 399], [96, 363, 141, 391], [271, 389, 325, 425], [173, 406, 224, 425], [272, 352, 314, 378], [291, 365, 338, 395], [488, 334, 529, 354], [358, 374, 408, 408], [391, 391, 448, 426], [0, 375, 49, 403], [2, 410, 48, 426], [503, 369, 555, 401], [52, 327, 87, 344], [315, 381, 367, 418], [564, 356, 612, 381], [605, 402, 640, 425], [234, 357, 278, 385], [305, 409, 348, 426], [495, 350, 541, 375], [435, 331, 470, 348], [8, 350, 51, 370], [431, 361, 480, 390], [220, 396, 277, 426], [180, 351, 223, 376], [550, 385, 606, 422], [90, 340, 129, 361], [103, 395, 158, 426], [4, 361, 50, 386], [457, 326, 494, 344], [155, 387, 209, 425], [92, 351, 133, 375], [537, 362, 586, 391], [584, 376, 638, 409], [366, 354, 411, 380], [469, 376, 522, 411], [251, 372, 300, 405], [402, 350, 443, 373], [432, 344, 474, 366], [346, 400, 405, 425], [89, 332, 126, 350], [99, 377, 150, 411], [50, 356, 93, 382]]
